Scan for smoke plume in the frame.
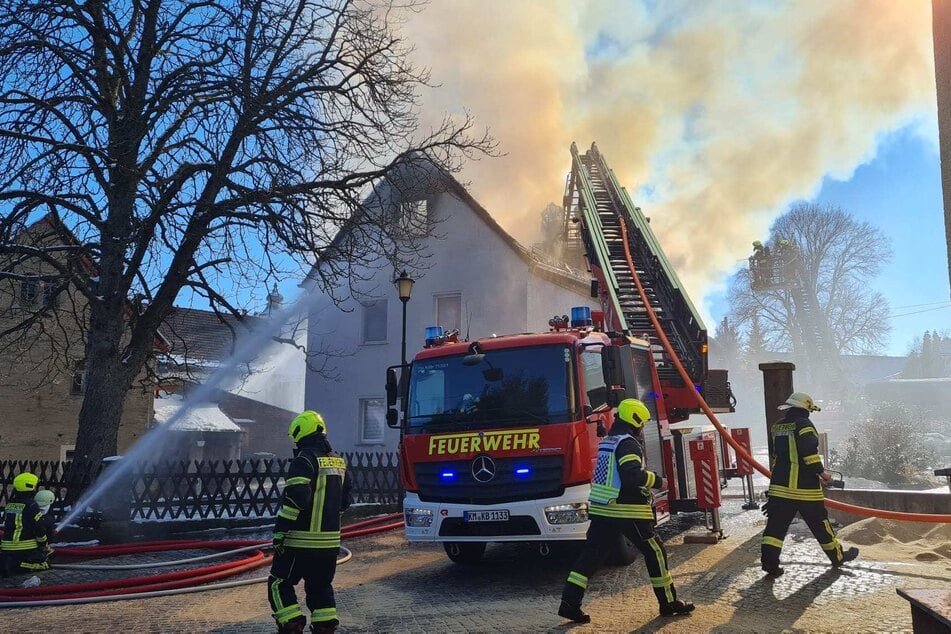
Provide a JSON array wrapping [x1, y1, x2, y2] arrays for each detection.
[[401, 0, 936, 320]]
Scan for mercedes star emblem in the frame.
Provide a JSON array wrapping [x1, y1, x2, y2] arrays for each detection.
[[471, 455, 496, 483]]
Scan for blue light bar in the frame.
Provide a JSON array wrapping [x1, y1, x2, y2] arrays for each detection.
[[570, 306, 592, 327], [425, 325, 445, 347], [515, 467, 531, 476], [440, 471, 456, 480]]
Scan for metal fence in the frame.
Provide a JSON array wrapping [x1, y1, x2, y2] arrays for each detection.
[[0, 451, 402, 523]]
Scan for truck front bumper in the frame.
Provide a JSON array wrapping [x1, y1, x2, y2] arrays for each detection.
[[402, 484, 591, 543]]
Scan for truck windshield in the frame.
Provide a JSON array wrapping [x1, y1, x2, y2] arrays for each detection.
[[406, 344, 573, 434]]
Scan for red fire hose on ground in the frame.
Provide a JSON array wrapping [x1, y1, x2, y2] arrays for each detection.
[[0, 513, 404, 607], [616, 220, 951, 524]]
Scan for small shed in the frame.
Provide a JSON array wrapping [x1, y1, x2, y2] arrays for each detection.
[[153, 397, 244, 462]]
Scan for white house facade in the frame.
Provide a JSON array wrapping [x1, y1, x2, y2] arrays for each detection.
[[302, 171, 597, 455]]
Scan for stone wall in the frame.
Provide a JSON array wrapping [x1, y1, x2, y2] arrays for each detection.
[[826, 488, 951, 526]]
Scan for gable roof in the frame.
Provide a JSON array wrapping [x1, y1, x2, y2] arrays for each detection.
[[158, 306, 261, 364], [302, 162, 590, 296], [12, 213, 171, 352]]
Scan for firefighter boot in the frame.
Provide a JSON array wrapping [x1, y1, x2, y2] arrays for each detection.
[[761, 563, 784, 577], [659, 599, 695, 617], [833, 547, 859, 568], [277, 617, 306, 634], [558, 600, 591, 624], [310, 618, 339, 634]]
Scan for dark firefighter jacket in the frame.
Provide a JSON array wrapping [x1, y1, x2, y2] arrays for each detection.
[[1, 492, 48, 554], [768, 407, 825, 502], [275, 434, 352, 551], [588, 421, 664, 520]]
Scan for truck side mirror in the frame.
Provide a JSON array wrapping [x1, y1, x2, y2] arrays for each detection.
[[385, 367, 399, 408], [386, 408, 400, 429], [601, 346, 623, 388]]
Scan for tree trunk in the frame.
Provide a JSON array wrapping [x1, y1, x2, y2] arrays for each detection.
[[68, 297, 132, 501]]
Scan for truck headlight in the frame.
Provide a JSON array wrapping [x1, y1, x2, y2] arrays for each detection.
[[404, 507, 434, 527], [545, 502, 588, 524]]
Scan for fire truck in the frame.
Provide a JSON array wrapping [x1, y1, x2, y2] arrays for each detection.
[[385, 143, 735, 564]]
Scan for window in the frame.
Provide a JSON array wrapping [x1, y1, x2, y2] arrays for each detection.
[[61, 445, 76, 462], [435, 293, 462, 333], [19, 279, 38, 306], [359, 398, 386, 444], [395, 199, 428, 237], [581, 350, 607, 410], [71, 360, 85, 395], [42, 283, 59, 308], [362, 300, 388, 343]]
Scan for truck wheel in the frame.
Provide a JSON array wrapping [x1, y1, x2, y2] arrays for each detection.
[[607, 534, 640, 566], [443, 542, 486, 564]]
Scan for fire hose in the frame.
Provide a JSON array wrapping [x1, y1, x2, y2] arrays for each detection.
[[616, 219, 951, 523], [0, 513, 404, 607]]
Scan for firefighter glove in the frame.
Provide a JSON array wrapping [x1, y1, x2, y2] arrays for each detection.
[[272, 532, 286, 557]]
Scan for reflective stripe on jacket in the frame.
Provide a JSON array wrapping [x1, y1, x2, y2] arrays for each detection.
[[588, 426, 660, 521], [768, 410, 825, 502], [276, 445, 351, 551], [1, 496, 47, 552]]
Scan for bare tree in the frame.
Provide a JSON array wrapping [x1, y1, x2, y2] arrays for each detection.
[[0, 0, 493, 466], [727, 203, 892, 387]]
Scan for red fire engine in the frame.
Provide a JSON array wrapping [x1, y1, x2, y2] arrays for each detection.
[[385, 143, 735, 564]]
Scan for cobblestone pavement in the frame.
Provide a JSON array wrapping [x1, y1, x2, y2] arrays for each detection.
[[1, 501, 948, 633]]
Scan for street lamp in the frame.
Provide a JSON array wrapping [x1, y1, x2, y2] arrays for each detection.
[[394, 270, 415, 365]]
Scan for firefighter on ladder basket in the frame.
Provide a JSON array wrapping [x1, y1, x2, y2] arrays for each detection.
[[761, 392, 859, 577], [268, 411, 352, 634], [558, 399, 695, 623]]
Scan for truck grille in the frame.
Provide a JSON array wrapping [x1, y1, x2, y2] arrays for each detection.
[[415, 455, 564, 504]]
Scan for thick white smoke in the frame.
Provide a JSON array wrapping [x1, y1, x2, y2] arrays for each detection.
[[401, 0, 937, 321]]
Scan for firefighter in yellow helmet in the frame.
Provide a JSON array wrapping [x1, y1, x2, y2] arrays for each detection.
[[558, 399, 694, 623], [1, 473, 52, 577], [268, 411, 351, 634], [760, 392, 859, 576]]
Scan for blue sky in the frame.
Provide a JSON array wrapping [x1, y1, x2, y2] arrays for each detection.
[[705, 124, 951, 357]]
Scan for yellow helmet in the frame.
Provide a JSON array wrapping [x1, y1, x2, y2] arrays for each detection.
[[617, 398, 651, 428], [288, 410, 327, 443], [13, 472, 39, 493]]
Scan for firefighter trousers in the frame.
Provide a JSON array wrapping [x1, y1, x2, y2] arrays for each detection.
[[268, 548, 339, 629], [1, 549, 50, 577], [761, 497, 844, 567], [562, 516, 678, 608]]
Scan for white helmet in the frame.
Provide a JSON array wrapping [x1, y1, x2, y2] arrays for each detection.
[[778, 392, 821, 412], [35, 489, 55, 515]]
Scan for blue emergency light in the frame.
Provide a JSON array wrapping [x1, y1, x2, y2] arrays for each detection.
[[425, 325, 445, 347], [570, 306, 593, 327], [514, 467, 531, 477], [440, 471, 456, 480]]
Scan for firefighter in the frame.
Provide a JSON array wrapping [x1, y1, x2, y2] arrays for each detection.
[[761, 392, 859, 577], [1, 473, 52, 576], [268, 411, 351, 634], [558, 399, 695, 623]]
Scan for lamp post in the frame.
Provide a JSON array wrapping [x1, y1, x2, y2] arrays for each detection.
[[394, 270, 415, 365]]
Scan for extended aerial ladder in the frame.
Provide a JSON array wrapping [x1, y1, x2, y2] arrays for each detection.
[[563, 142, 734, 421], [748, 241, 843, 388]]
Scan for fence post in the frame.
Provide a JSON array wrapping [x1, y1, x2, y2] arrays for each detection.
[[96, 456, 134, 543]]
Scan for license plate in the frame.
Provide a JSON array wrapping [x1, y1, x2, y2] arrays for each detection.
[[463, 509, 510, 522]]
